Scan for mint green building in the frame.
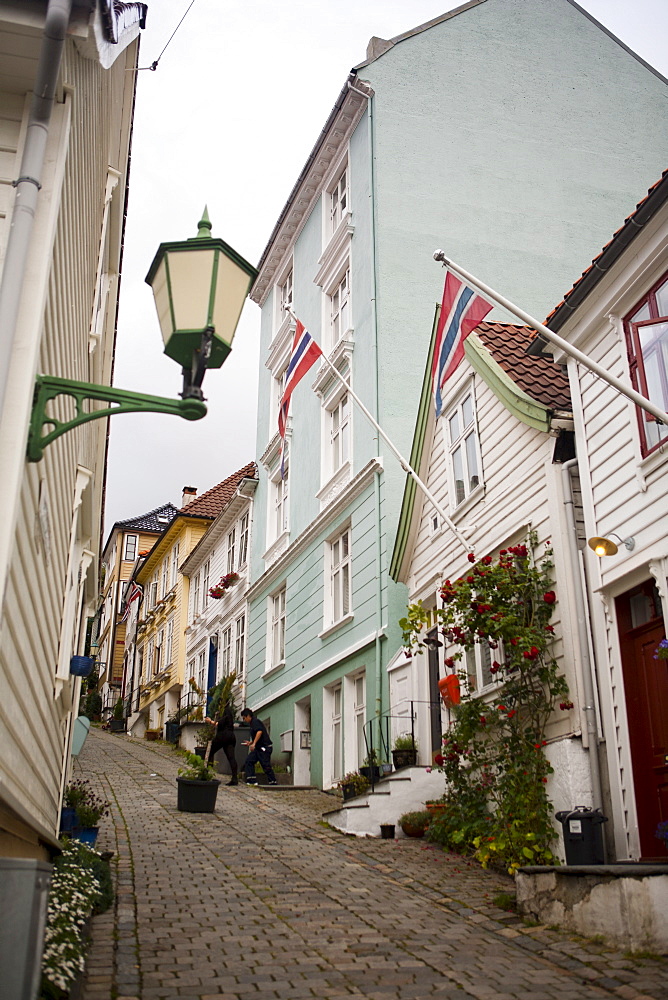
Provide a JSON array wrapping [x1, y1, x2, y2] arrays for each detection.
[[245, 0, 668, 788]]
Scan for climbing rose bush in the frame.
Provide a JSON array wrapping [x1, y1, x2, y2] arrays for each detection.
[[400, 532, 570, 874]]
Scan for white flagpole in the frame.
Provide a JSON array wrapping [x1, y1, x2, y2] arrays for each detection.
[[286, 308, 471, 552], [434, 251, 668, 427]]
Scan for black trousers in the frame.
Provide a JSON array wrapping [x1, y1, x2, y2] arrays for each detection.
[[208, 737, 237, 778]]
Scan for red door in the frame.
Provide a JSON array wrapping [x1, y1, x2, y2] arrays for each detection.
[[616, 582, 668, 860]]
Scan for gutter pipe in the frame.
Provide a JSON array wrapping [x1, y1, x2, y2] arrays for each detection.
[[0, 0, 73, 421], [561, 457, 604, 816]]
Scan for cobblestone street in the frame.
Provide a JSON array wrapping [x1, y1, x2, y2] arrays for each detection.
[[77, 729, 667, 1000]]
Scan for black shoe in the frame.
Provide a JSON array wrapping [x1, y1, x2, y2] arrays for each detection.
[[268, 780, 278, 785], [226, 780, 238, 786], [245, 779, 257, 785]]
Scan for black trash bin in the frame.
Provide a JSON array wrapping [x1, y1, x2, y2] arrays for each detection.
[[165, 721, 180, 744], [555, 806, 607, 865]]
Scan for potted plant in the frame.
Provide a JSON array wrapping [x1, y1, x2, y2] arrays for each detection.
[[176, 752, 221, 812], [425, 797, 450, 818], [338, 771, 370, 802], [359, 750, 381, 783], [399, 810, 431, 838], [65, 782, 109, 846], [145, 727, 161, 741], [195, 722, 215, 757], [61, 780, 88, 833], [392, 733, 418, 769], [110, 696, 125, 732]]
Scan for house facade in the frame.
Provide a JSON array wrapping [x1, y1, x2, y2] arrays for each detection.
[[127, 468, 256, 737], [389, 316, 598, 850], [97, 503, 177, 717], [546, 170, 668, 861], [0, 0, 145, 858], [246, 0, 668, 790], [179, 464, 257, 746]]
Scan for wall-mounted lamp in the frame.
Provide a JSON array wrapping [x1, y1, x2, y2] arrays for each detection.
[[587, 532, 636, 557], [27, 210, 257, 461]]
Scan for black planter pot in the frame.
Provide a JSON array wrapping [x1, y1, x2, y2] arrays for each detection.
[[110, 719, 125, 733], [359, 765, 381, 782], [194, 747, 206, 758], [341, 782, 363, 802], [392, 748, 417, 769], [176, 777, 221, 813], [380, 824, 395, 839]]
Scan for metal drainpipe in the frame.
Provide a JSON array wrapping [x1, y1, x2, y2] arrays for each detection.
[[561, 457, 603, 814], [0, 0, 73, 420], [349, 79, 384, 739]]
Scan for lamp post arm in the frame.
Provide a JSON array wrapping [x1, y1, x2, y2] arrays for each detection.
[[28, 375, 207, 462]]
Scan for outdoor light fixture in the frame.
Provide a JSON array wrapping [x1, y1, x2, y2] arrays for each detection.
[[27, 211, 257, 461], [145, 209, 258, 401], [587, 532, 636, 557]]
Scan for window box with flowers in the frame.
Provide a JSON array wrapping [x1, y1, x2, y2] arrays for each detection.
[[400, 531, 570, 875], [209, 572, 240, 599]]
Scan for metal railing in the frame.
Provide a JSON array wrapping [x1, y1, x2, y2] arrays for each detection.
[[361, 700, 442, 792]]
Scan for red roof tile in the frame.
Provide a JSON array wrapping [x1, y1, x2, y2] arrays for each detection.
[[179, 462, 257, 519], [476, 322, 571, 411]]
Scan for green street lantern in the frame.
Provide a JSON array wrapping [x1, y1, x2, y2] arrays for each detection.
[[145, 209, 258, 399]]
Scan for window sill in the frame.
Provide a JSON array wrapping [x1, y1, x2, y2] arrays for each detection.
[[263, 661, 285, 679], [316, 461, 352, 509], [263, 529, 290, 568], [319, 613, 354, 639], [315, 212, 353, 288], [638, 440, 668, 480], [449, 482, 486, 523]]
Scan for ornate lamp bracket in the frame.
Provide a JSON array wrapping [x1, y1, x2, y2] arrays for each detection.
[[27, 375, 207, 462]]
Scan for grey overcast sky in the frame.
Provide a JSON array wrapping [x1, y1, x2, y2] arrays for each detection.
[[103, 0, 668, 532]]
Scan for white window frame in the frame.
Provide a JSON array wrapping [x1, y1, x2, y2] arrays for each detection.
[[202, 559, 210, 609], [227, 529, 236, 574], [235, 614, 246, 675], [328, 264, 350, 349], [323, 525, 352, 631], [192, 573, 201, 619], [238, 512, 249, 568], [269, 466, 289, 545], [220, 624, 232, 676], [444, 385, 483, 509], [149, 577, 158, 610], [165, 618, 174, 668], [170, 542, 179, 590], [161, 558, 168, 599], [123, 534, 138, 561], [329, 163, 348, 237], [270, 586, 286, 670], [197, 649, 206, 693]]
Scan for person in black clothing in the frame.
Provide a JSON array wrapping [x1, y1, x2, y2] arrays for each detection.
[[240, 708, 276, 785], [204, 703, 238, 786]]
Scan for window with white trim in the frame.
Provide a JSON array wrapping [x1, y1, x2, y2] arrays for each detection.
[[238, 513, 249, 567], [624, 271, 668, 455], [146, 639, 154, 677], [154, 629, 163, 674], [161, 558, 168, 599], [202, 560, 210, 608], [170, 542, 179, 590], [330, 393, 350, 474], [149, 576, 158, 610], [123, 534, 138, 561], [235, 614, 246, 675], [279, 269, 293, 323], [220, 624, 232, 676], [331, 683, 343, 783], [446, 391, 482, 506], [192, 573, 200, 619], [329, 527, 351, 625], [271, 586, 286, 668], [165, 618, 174, 668], [330, 165, 348, 235], [354, 673, 366, 769], [227, 529, 236, 574], [197, 649, 206, 693], [329, 266, 350, 347], [271, 468, 289, 541]]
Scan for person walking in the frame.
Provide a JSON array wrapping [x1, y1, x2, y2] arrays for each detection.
[[205, 702, 238, 786], [241, 708, 277, 785]]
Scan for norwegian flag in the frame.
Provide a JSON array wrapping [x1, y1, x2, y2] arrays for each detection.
[[278, 320, 323, 478], [120, 581, 143, 623], [432, 270, 492, 418]]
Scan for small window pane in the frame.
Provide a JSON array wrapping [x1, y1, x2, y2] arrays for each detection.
[[449, 411, 460, 444], [655, 277, 668, 317], [462, 395, 473, 428], [465, 432, 479, 491], [453, 446, 465, 505], [630, 302, 651, 324]]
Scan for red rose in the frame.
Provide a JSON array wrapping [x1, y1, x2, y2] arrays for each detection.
[[444, 656, 455, 668], [507, 709, 516, 719], [468, 553, 476, 563], [543, 591, 556, 604], [434, 754, 444, 765]]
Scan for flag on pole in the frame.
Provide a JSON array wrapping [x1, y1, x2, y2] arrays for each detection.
[[278, 320, 323, 478], [121, 581, 143, 623], [432, 269, 493, 417]]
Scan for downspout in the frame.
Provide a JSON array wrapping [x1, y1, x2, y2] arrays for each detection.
[[349, 78, 384, 739], [561, 457, 603, 815], [0, 0, 73, 420]]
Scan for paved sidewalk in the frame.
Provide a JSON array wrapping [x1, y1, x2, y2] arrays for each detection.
[[76, 728, 667, 1000]]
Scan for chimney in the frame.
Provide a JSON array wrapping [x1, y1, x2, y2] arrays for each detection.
[[181, 486, 197, 507]]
